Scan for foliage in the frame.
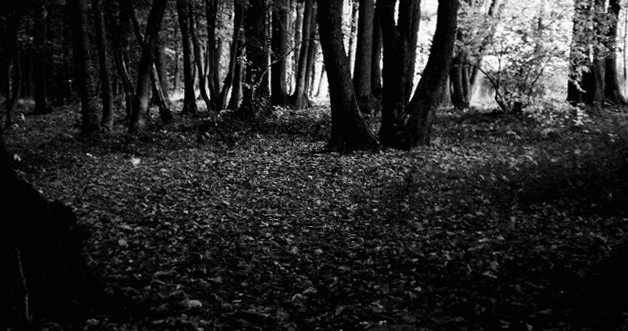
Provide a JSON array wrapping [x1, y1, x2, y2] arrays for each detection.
[[461, 0, 572, 112], [3, 102, 628, 329]]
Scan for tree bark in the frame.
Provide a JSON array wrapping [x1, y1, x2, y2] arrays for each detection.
[[92, 0, 114, 131], [220, 2, 245, 111], [379, 0, 421, 147], [0, 5, 22, 128], [271, 0, 290, 106], [239, 0, 271, 115], [205, 0, 221, 108], [371, 3, 383, 99], [353, 0, 376, 114], [67, 0, 100, 138], [33, 0, 50, 115], [450, 43, 470, 109], [190, 11, 213, 113], [604, 0, 626, 105], [129, 0, 168, 133], [176, 0, 198, 115], [290, 0, 314, 109], [402, 0, 458, 148], [317, 0, 379, 153]]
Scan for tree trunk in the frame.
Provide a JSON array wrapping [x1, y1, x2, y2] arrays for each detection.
[[371, 3, 383, 99], [176, 0, 198, 115], [205, 0, 221, 108], [293, 0, 304, 90], [469, 0, 503, 97], [304, 8, 318, 98], [272, 0, 290, 106], [604, 0, 626, 105], [67, 0, 101, 138], [348, 0, 359, 76], [315, 64, 328, 98], [190, 12, 213, 113], [109, 0, 135, 117], [317, 0, 379, 153], [92, 0, 114, 131], [379, 0, 421, 147], [0, 5, 22, 128], [290, 0, 314, 109], [220, 2, 245, 111], [353, 0, 376, 114], [401, 0, 459, 148], [33, 1, 50, 115], [129, 0, 168, 133], [450, 44, 470, 109], [239, 0, 271, 115]]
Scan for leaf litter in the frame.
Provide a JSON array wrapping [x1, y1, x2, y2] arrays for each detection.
[[4, 105, 628, 330]]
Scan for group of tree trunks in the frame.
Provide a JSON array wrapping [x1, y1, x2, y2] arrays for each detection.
[[568, 0, 626, 106]]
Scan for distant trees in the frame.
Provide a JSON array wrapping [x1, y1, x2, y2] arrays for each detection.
[[5, 0, 628, 151]]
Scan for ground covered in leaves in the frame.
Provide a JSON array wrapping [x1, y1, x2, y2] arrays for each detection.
[[4, 101, 628, 330]]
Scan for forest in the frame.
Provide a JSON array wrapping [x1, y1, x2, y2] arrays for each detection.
[[1, 0, 628, 329]]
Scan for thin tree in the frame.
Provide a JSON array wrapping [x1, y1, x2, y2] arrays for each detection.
[[371, 3, 383, 98], [219, 2, 245, 111], [239, 0, 271, 114], [1, 3, 23, 128], [353, 0, 376, 114], [604, 0, 626, 105], [67, 0, 100, 138], [317, 0, 379, 153], [33, 0, 50, 115], [379, 0, 421, 146], [271, 0, 290, 106], [92, 0, 114, 131], [129, 0, 168, 133], [397, 0, 459, 147], [176, 0, 198, 115], [290, 0, 314, 109], [205, 0, 221, 109]]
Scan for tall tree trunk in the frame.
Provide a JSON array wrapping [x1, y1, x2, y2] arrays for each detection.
[[92, 0, 114, 131], [290, 0, 314, 109], [348, 0, 359, 76], [33, 1, 50, 115], [67, 0, 100, 138], [271, 0, 290, 106], [220, 2, 245, 111], [353, 0, 376, 114], [371, 3, 383, 99], [191, 12, 213, 113], [450, 42, 470, 109], [469, 0, 503, 95], [239, 0, 271, 115], [205, 0, 221, 107], [129, 0, 168, 133], [293, 0, 304, 91], [315, 64, 328, 97], [317, 0, 379, 153], [401, 0, 458, 148], [379, 0, 421, 147], [176, 0, 198, 115], [604, 0, 626, 105], [1, 5, 22, 128], [304, 8, 318, 98], [589, 0, 606, 106], [154, 42, 171, 108], [228, 54, 244, 110], [109, 0, 135, 117]]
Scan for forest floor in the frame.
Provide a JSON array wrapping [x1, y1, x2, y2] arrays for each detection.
[[4, 101, 628, 330]]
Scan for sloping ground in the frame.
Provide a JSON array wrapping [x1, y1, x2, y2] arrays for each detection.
[[4, 103, 628, 330]]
